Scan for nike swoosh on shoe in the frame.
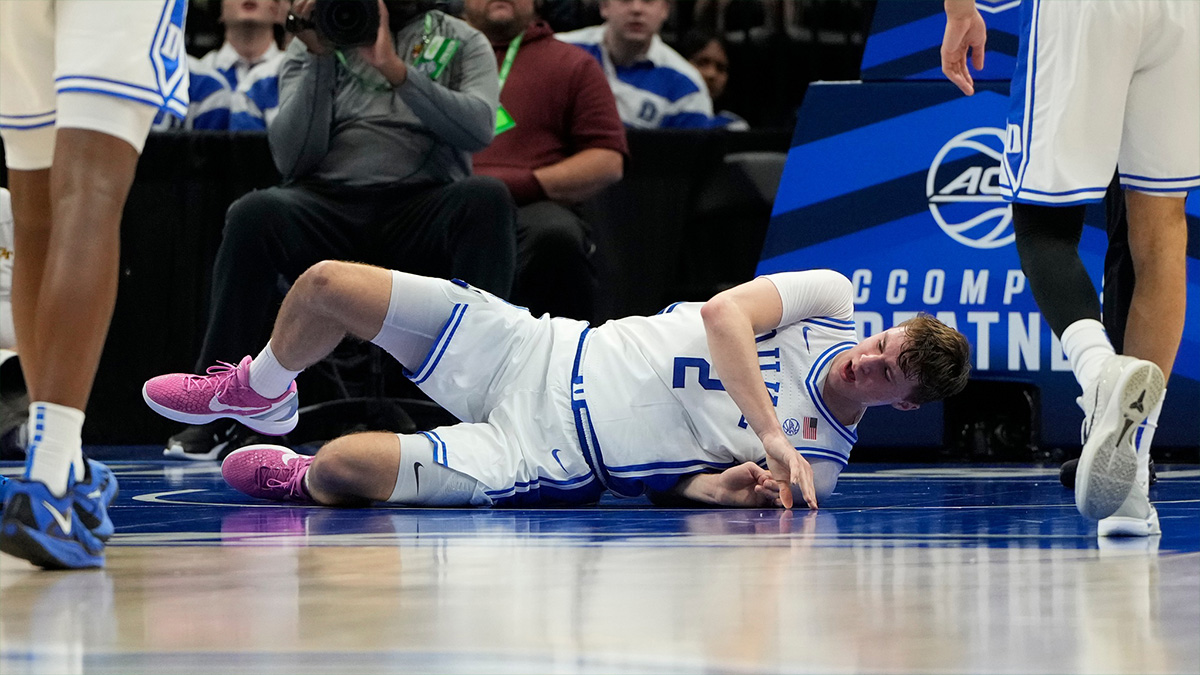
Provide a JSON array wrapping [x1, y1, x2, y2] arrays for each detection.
[[42, 500, 73, 535], [208, 395, 271, 413]]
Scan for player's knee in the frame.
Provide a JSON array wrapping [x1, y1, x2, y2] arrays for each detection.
[[292, 260, 350, 312], [309, 436, 372, 502]]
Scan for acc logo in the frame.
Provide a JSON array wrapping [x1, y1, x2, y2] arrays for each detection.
[[782, 418, 801, 436], [927, 127, 1013, 250]]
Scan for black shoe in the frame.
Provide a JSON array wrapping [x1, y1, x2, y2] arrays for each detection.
[[1060, 456, 1156, 489], [163, 420, 278, 461]]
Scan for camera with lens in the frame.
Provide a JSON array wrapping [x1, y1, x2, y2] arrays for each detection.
[[312, 0, 380, 48]]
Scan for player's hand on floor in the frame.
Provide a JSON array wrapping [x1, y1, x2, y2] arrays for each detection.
[[712, 462, 782, 508], [761, 433, 817, 510]]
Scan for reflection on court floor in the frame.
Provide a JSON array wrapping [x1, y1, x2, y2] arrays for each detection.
[[2, 459, 1198, 674]]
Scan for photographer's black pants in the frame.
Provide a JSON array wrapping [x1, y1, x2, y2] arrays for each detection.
[[195, 176, 516, 369]]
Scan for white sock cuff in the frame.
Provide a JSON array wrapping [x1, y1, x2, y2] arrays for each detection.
[[1060, 319, 1111, 357], [1060, 319, 1113, 392], [248, 342, 302, 399], [26, 401, 85, 496]]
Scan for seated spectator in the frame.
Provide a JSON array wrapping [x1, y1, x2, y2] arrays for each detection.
[[557, 0, 716, 129], [160, 0, 288, 130], [163, 0, 517, 461], [465, 0, 627, 320], [678, 28, 748, 130]]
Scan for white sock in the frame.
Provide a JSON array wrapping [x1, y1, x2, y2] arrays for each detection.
[[1134, 392, 1165, 486], [1060, 319, 1115, 393], [248, 342, 302, 399], [25, 402, 85, 498]]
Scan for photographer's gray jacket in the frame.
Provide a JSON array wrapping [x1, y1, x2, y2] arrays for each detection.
[[270, 11, 498, 188]]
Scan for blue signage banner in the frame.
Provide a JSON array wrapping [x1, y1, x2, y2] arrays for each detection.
[[861, 0, 1022, 82], [760, 81, 1200, 449]]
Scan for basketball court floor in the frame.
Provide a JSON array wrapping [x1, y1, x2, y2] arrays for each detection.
[[1, 453, 1197, 674]]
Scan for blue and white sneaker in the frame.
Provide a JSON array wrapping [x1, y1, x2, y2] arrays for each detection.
[[0, 467, 104, 570], [72, 459, 118, 542]]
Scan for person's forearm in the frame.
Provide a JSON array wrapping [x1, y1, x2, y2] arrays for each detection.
[[670, 474, 723, 505], [532, 148, 623, 204], [396, 72, 495, 151], [700, 294, 789, 450], [269, 50, 336, 179]]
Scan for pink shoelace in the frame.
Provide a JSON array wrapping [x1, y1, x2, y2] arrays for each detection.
[[257, 463, 310, 501], [183, 361, 245, 395]]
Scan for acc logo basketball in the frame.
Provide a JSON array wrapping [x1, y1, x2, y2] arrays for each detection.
[[926, 127, 1013, 250], [782, 418, 801, 436]]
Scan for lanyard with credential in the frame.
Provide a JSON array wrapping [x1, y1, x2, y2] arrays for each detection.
[[336, 13, 454, 92], [493, 32, 523, 135]]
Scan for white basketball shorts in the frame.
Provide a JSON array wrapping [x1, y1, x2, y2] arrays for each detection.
[[1002, 0, 1200, 204], [0, 0, 189, 169], [375, 272, 603, 507]]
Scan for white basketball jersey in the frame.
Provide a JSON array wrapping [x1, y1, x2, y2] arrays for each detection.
[[579, 299, 858, 497]]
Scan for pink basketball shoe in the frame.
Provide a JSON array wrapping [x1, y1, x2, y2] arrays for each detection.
[[222, 445, 315, 503], [142, 356, 299, 435]]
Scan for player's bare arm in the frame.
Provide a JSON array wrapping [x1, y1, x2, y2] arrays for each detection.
[[700, 278, 818, 510]]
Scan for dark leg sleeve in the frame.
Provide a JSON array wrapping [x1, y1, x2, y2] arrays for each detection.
[[195, 185, 362, 369], [512, 201, 596, 321], [1101, 172, 1133, 353], [1012, 201, 1100, 337]]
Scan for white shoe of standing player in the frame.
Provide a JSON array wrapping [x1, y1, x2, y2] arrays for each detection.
[[1075, 355, 1164, 521]]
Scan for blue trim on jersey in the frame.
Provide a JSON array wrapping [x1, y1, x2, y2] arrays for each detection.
[[657, 302, 683, 315], [796, 447, 849, 467], [801, 317, 855, 331], [406, 304, 467, 384], [804, 342, 859, 445]]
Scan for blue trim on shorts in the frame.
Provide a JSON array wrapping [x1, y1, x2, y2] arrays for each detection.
[[1120, 173, 1200, 184], [0, 120, 56, 130], [420, 431, 448, 466], [406, 304, 467, 384]]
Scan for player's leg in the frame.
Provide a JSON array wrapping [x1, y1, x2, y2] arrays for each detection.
[[221, 431, 489, 507], [1097, 0, 1199, 536], [144, 262, 467, 431], [1004, 0, 1166, 521]]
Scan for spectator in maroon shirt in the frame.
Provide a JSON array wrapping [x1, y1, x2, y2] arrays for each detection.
[[465, 0, 628, 321]]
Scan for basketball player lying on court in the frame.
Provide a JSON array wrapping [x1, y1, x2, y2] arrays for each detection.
[[143, 262, 971, 509]]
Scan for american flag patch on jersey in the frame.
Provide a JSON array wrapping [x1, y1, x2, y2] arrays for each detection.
[[802, 417, 818, 440]]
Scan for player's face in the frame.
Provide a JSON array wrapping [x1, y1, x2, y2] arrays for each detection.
[[688, 39, 729, 99], [832, 327, 919, 410], [602, 0, 671, 45], [223, 0, 284, 26]]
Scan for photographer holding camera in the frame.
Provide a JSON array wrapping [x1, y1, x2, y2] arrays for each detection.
[[165, 0, 517, 460]]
